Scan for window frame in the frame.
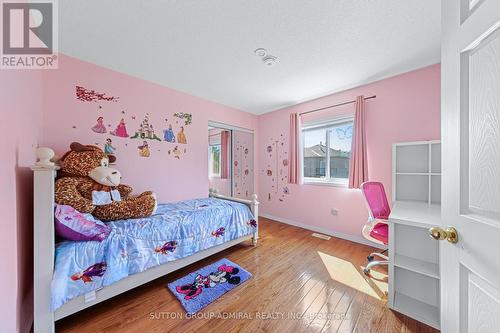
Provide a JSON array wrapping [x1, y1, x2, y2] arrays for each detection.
[[208, 143, 222, 178], [301, 115, 354, 187]]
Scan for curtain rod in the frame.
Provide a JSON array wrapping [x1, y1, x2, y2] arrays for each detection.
[[299, 95, 376, 116]]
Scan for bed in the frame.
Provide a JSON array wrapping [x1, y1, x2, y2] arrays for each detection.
[[33, 148, 259, 333]]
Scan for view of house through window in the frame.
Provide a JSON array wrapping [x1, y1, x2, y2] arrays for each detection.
[[209, 144, 221, 177], [303, 118, 353, 184]]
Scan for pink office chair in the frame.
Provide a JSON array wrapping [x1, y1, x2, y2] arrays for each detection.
[[360, 181, 390, 275]]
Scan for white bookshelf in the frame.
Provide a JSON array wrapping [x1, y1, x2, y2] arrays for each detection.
[[388, 141, 442, 330], [392, 140, 441, 204], [388, 202, 441, 330]]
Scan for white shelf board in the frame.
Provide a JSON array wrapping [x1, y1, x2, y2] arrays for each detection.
[[392, 292, 440, 330], [389, 201, 442, 228], [394, 172, 441, 176], [394, 140, 441, 146], [394, 254, 440, 279], [395, 172, 431, 176]]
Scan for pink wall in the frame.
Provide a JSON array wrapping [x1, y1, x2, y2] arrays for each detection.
[[0, 71, 44, 332], [258, 64, 440, 240], [42, 55, 258, 203]]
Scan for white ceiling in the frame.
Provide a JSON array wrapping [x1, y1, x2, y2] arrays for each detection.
[[59, 1, 441, 114]]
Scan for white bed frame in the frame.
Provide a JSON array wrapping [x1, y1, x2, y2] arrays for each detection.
[[32, 148, 259, 333]]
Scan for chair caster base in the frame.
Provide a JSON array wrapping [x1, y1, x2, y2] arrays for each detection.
[[363, 260, 388, 275]]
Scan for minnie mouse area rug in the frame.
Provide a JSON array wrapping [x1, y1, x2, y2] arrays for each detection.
[[167, 258, 252, 314]]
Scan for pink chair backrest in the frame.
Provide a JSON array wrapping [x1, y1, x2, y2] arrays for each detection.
[[361, 182, 391, 220]]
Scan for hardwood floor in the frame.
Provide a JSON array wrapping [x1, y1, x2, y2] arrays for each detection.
[[57, 218, 438, 333]]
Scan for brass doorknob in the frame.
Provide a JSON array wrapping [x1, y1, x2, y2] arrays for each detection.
[[429, 226, 458, 244]]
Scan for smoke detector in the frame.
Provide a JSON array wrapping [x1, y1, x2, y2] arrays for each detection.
[[262, 55, 277, 66], [254, 48, 278, 67], [254, 48, 267, 57]]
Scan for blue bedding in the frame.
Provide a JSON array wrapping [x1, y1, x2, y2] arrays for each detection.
[[51, 198, 256, 311]]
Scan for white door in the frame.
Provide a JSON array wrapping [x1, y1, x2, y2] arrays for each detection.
[[441, 0, 500, 332]]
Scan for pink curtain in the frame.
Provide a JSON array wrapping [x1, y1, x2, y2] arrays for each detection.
[[348, 95, 368, 188], [220, 130, 230, 179], [288, 113, 301, 184]]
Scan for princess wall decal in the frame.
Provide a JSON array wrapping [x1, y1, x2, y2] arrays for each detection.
[[172, 146, 181, 159], [91, 116, 107, 134], [163, 124, 176, 143], [104, 138, 116, 155], [177, 126, 187, 144], [137, 141, 151, 157], [110, 118, 129, 138]]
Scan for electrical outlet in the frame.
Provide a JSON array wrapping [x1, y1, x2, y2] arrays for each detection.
[[330, 208, 338, 216]]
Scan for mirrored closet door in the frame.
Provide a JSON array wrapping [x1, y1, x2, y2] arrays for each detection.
[[208, 123, 254, 199], [232, 130, 254, 200]]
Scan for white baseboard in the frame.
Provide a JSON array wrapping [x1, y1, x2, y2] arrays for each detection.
[[260, 213, 386, 250]]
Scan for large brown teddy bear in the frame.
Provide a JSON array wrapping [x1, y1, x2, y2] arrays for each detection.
[[55, 142, 157, 221]]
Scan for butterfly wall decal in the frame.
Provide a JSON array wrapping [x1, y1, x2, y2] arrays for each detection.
[[336, 125, 353, 140]]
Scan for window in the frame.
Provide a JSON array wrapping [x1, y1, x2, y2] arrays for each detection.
[[209, 144, 221, 177], [302, 117, 353, 186]]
